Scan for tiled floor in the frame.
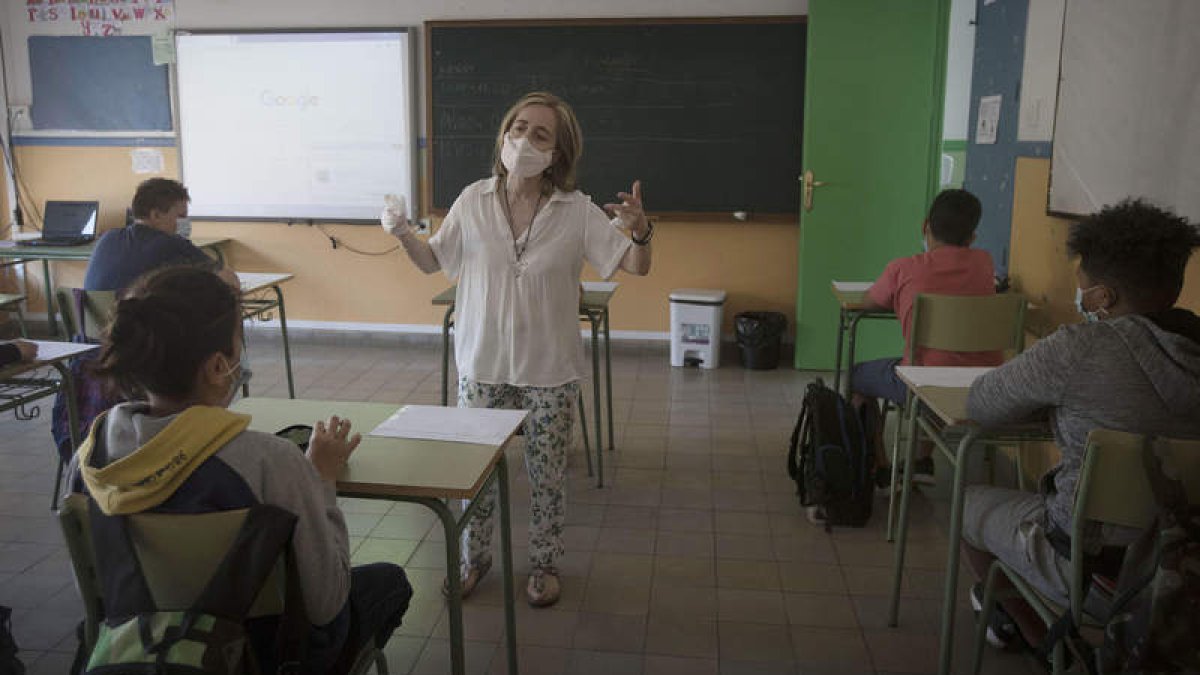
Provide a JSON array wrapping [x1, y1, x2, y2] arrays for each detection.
[[0, 331, 1041, 674]]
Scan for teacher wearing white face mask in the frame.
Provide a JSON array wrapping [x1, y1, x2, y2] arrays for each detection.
[[382, 91, 652, 607]]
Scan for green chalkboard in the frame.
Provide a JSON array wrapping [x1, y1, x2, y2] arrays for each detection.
[[426, 18, 805, 218]]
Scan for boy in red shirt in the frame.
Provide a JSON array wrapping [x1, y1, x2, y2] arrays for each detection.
[[853, 189, 1001, 482]]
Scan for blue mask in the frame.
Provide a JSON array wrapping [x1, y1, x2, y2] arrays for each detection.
[[1074, 286, 1105, 323]]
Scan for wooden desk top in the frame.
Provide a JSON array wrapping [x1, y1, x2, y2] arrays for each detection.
[[237, 272, 294, 295], [830, 281, 891, 314], [432, 284, 618, 311], [233, 398, 512, 500], [0, 340, 98, 379], [0, 236, 229, 261]]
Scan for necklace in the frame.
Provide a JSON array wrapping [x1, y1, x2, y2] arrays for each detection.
[[501, 187, 544, 274]]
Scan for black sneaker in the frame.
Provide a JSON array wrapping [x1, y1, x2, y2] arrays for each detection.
[[970, 583, 1017, 648]]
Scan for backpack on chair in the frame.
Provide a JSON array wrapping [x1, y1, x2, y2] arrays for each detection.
[[83, 502, 307, 675], [786, 379, 877, 530]]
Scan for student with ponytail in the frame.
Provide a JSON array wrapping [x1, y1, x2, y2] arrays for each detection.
[[67, 266, 411, 674]]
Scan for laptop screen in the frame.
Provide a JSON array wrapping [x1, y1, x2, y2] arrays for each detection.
[[43, 201, 99, 238]]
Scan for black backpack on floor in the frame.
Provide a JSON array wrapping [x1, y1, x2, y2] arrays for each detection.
[[786, 379, 876, 530]]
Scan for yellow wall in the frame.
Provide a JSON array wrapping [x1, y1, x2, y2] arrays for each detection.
[[13, 144, 799, 334], [1009, 157, 1200, 336]]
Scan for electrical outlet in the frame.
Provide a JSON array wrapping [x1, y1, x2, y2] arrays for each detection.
[[415, 218, 431, 235], [8, 106, 31, 132]]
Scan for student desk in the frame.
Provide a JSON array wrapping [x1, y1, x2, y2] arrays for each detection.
[[0, 236, 230, 337], [237, 272, 296, 399], [233, 398, 520, 675], [830, 281, 895, 397], [432, 282, 618, 486], [886, 366, 1052, 675], [0, 293, 27, 336], [0, 340, 99, 507]]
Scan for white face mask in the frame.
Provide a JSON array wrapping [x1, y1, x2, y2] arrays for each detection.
[[175, 217, 192, 239], [501, 134, 553, 180], [1074, 285, 1106, 323], [216, 354, 243, 406]]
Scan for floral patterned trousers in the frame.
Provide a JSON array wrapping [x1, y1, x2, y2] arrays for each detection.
[[458, 378, 578, 571]]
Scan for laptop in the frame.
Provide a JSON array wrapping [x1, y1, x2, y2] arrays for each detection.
[[27, 200, 100, 246]]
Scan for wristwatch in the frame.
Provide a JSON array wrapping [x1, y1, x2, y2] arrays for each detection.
[[631, 220, 654, 246]]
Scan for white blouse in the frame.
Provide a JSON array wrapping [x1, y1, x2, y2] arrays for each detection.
[[429, 177, 631, 387]]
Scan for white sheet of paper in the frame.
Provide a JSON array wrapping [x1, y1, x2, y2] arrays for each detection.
[[832, 281, 873, 293], [582, 281, 618, 293], [370, 405, 529, 446], [975, 95, 1002, 144], [896, 366, 993, 389], [30, 341, 99, 362], [152, 31, 176, 65], [131, 148, 164, 175]]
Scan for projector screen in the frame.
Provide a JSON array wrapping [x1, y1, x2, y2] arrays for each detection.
[[1050, 0, 1200, 221], [176, 31, 415, 221]]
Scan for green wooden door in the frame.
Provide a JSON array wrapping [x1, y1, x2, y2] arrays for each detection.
[[794, 0, 951, 369]]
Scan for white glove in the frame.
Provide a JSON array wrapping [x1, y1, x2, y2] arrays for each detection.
[[381, 194, 409, 236]]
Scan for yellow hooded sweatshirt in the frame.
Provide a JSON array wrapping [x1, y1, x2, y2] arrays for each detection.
[[78, 405, 250, 516]]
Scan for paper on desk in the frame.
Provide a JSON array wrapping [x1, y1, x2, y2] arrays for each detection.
[[370, 405, 529, 446], [895, 366, 993, 389], [30, 340, 98, 362], [832, 281, 873, 293]]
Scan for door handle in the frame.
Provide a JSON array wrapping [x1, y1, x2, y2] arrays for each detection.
[[801, 170, 828, 212]]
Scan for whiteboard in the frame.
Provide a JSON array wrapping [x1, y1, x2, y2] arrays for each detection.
[[175, 31, 415, 221], [1050, 0, 1200, 221]]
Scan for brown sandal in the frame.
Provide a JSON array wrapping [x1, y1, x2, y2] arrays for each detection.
[[442, 559, 492, 599]]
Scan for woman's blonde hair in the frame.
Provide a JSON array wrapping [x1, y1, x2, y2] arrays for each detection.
[[492, 91, 583, 194]]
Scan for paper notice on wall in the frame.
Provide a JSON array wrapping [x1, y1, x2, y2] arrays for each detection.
[[975, 95, 1002, 144], [25, 0, 175, 36], [152, 31, 176, 65], [131, 148, 164, 175]]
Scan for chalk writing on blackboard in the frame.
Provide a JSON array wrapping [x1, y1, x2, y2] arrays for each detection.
[[25, 0, 174, 37]]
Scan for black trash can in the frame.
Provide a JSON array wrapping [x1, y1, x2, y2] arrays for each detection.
[[735, 312, 787, 370]]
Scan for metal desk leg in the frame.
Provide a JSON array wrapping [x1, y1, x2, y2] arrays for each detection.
[[51, 362, 81, 509], [429, 500, 466, 675], [938, 428, 980, 675], [590, 314, 603, 488], [832, 309, 847, 393], [844, 312, 864, 400], [43, 260, 59, 338], [888, 402, 921, 627], [578, 391, 593, 477], [603, 307, 614, 453], [496, 456, 519, 675], [272, 285, 295, 398], [441, 304, 455, 407]]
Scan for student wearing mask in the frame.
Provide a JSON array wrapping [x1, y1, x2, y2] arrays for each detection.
[[382, 91, 652, 607], [962, 199, 1200, 647], [68, 266, 411, 673], [56, 178, 239, 462], [84, 177, 236, 291]]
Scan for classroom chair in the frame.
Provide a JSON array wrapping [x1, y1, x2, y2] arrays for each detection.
[[971, 430, 1200, 674], [58, 493, 390, 675], [884, 292, 1027, 542], [55, 287, 116, 341], [0, 293, 28, 337]]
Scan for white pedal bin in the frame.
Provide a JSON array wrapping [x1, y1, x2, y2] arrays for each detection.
[[669, 288, 727, 369]]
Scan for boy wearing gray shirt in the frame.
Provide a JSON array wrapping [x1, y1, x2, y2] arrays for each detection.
[[961, 199, 1200, 645]]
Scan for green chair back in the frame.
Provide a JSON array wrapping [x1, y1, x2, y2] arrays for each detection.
[[1068, 431, 1200, 623], [907, 292, 1026, 363], [55, 288, 116, 340], [57, 494, 286, 654]]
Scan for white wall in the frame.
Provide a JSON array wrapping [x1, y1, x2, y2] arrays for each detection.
[[3, 0, 805, 113], [942, 0, 976, 140]]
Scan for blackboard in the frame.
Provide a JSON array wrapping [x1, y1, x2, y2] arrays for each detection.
[[29, 35, 171, 131], [426, 18, 806, 218]]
